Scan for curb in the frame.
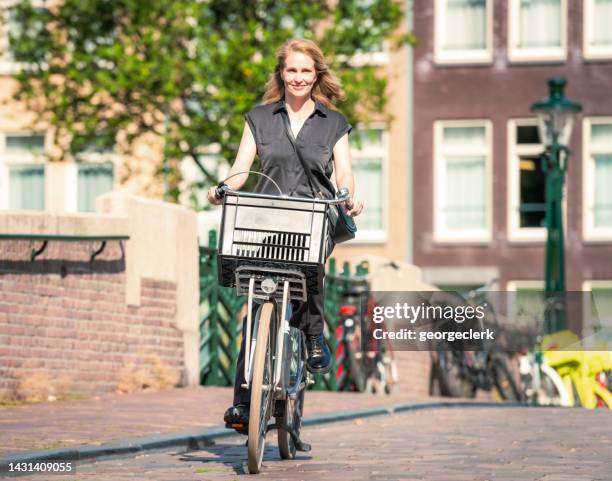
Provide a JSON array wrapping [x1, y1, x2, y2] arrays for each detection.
[[0, 399, 521, 472]]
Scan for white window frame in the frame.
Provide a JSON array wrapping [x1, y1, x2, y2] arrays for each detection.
[[349, 123, 388, 243], [507, 119, 547, 242], [0, 131, 48, 209], [583, 0, 612, 60], [433, 119, 493, 243], [434, 0, 493, 65], [507, 0, 567, 63], [582, 117, 612, 242], [582, 280, 612, 339]]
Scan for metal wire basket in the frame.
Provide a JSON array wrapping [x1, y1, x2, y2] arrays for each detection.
[[217, 191, 329, 296]]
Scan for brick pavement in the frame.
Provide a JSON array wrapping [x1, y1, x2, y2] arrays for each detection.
[[0, 385, 440, 456], [8, 406, 611, 481]]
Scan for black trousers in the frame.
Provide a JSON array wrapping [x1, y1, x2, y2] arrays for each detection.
[[232, 237, 334, 405]]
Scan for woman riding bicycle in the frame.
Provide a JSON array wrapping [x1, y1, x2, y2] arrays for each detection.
[[207, 38, 363, 426]]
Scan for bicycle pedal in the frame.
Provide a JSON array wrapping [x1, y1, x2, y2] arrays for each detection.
[[225, 422, 248, 435]]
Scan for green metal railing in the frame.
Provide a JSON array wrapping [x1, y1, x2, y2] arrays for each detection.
[[0, 233, 130, 260], [199, 230, 368, 391]]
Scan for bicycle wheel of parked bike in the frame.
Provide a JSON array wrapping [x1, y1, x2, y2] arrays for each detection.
[[490, 355, 520, 401], [248, 302, 274, 474], [436, 348, 476, 398]]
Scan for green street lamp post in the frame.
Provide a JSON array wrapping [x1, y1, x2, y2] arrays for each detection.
[[530, 77, 582, 334]]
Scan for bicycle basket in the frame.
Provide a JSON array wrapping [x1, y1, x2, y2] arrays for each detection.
[[217, 192, 329, 295]]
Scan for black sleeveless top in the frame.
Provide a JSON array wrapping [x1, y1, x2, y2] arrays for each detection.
[[245, 99, 352, 199]]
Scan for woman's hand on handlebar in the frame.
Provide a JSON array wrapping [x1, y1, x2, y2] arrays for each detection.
[[345, 196, 364, 217], [207, 185, 224, 205]]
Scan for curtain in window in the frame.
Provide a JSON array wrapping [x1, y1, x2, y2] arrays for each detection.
[[444, 0, 487, 50], [594, 154, 612, 228], [442, 126, 486, 230], [592, 124, 612, 228], [78, 163, 114, 212], [9, 165, 45, 210], [445, 156, 486, 229], [593, 0, 612, 47], [518, 0, 561, 48], [353, 158, 382, 231]]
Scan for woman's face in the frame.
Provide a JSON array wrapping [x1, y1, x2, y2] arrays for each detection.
[[281, 51, 317, 99]]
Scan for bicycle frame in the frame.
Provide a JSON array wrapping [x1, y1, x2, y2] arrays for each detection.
[[243, 278, 294, 393]]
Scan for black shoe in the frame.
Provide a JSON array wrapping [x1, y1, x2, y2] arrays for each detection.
[[306, 334, 332, 374], [224, 403, 249, 433]]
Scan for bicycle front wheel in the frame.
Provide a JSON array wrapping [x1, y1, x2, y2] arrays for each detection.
[[248, 302, 274, 474]]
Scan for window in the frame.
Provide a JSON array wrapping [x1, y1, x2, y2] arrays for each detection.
[[350, 128, 387, 241], [434, 0, 493, 64], [582, 281, 612, 341], [434, 120, 491, 242], [506, 281, 545, 329], [584, 0, 612, 59], [77, 163, 114, 212], [508, 0, 567, 62], [72, 135, 116, 212], [0, 133, 46, 210], [508, 120, 547, 241], [583, 118, 612, 241], [8, 164, 45, 210]]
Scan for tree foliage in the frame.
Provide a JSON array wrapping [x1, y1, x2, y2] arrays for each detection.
[[8, 0, 410, 207]]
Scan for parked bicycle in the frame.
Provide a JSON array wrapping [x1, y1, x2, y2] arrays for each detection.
[[215, 182, 349, 473], [430, 281, 521, 401], [516, 303, 571, 407], [336, 266, 399, 394]]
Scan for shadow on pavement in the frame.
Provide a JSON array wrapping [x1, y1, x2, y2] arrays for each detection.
[[175, 442, 312, 475]]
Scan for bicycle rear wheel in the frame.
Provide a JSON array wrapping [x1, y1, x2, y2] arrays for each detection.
[[278, 331, 306, 459], [277, 388, 305, 459], [248, 302, 274, 474]]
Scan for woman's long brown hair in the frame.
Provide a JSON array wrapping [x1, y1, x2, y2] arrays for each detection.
[[262, 38, 345, 110]]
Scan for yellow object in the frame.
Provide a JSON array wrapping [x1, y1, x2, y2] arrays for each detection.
[[540, 330, 612, 409]]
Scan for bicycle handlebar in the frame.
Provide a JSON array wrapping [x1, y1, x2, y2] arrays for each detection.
[[215, 183, 351, 206]]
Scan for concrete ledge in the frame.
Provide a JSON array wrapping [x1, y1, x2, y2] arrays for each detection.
[[0, 399, 523, 473]]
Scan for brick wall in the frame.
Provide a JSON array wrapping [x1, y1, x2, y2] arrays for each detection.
[[0, 239, 184, 398], [394, 351, 432, 398]]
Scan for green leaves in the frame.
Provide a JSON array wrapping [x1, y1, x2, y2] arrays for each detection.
[[9, 0, 408, 209]]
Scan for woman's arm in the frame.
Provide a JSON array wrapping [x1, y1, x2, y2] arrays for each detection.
[[333, 133, 364, 217], [207, 122, 257, 205]]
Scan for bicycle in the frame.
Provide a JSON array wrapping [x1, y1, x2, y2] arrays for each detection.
[[336, 264, 399, 395], [540, 330, 612, 409], [214, 181, 349, 473], [430, 280, 521, 401]]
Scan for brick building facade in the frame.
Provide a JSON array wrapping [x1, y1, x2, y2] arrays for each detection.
[[411, 0, 612, 332]]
